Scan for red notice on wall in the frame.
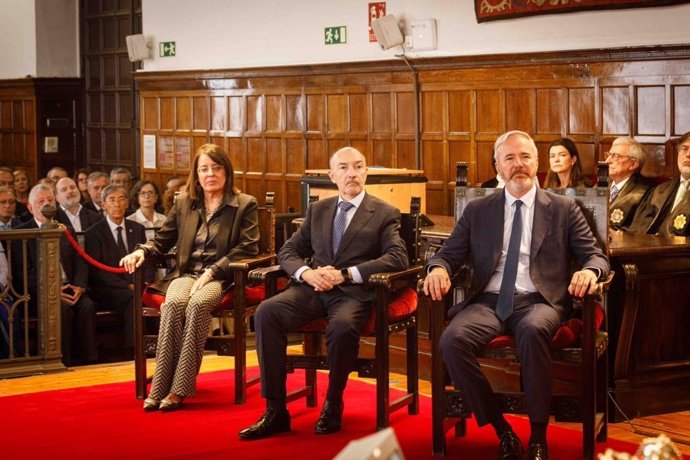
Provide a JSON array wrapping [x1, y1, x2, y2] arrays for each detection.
[[368, 2, 386, 42]]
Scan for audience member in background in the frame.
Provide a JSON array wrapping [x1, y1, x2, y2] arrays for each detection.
[[605, 137, 653, 230], [0, 243, 14, 359], [55, 177, 103, 235], [163, 180, 187, 215], [543, 138, 592, 189], [110, 167, 133, 193], [629, 131, 690, 236], [38, 177, 57, 193], [0, 167, 28, 219], [239, 147, 408, 440], [121, 143, 259, 412], [481, 158, 505, 188], [12, 184, 97, 365], [13, 168, 31, 208], [85, 185, 147, 358], [0, 187, 21, 233], [84, 171, 109, 215], [74, 168, 92, 203], [423, 130, 609, 460], [46, 167, 68, 185], [127, 179, 166, 241], [165, 175, 182, 194]]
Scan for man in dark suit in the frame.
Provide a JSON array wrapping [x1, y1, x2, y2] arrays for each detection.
[[605, 136, 653, 230], [239, 147, 408, 440], [85, 184, 146, 354], [55, 177, 103, 236], [629, 131, 690, 236], [83, 171, 109, 215], [423, 131, 610, 460], [12, 184, 97, 365]]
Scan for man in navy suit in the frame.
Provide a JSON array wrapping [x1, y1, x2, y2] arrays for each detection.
[[423, 131, 610, 460], [85, 184, 147, 354], [13, 184, 97, 365], [239, 147, 408, 440]]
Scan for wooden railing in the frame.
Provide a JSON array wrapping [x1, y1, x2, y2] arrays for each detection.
[[0, 224, 65, 378]]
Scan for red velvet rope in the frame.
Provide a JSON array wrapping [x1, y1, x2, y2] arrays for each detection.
[[63, 228, 128, 274]]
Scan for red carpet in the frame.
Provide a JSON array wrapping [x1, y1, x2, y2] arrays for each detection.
[[5, 369, 637, 459]]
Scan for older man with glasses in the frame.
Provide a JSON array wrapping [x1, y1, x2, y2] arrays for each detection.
[[84, 185, 148, 357], [604, 137, 654, 230], [630, 131, 690, 236]]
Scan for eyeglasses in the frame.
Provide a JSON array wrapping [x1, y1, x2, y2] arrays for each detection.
[[0, 200, 16, 206], [138, 190, 156, 197], [604, 152, 631, 161], [105, 196, 128, 204], [197, 165, 224, 175]]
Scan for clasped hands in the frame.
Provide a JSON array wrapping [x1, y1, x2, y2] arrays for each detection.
[[302, 265, 346, 292], [61, 284, 83, 306], [422, 266, 599, 302]]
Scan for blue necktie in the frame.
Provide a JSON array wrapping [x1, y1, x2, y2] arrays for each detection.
[[332, 201, 354, 254], [496, 200, 523, 322], [610, 184, 619, 202]]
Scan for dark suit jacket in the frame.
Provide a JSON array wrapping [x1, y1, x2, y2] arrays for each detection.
[[83, 201, 103, 215], [278, 193, 409, 303], [138, 191, 260, 287], [85, 218, 147, 291], [55, 206, 103, 233], [11, 219, 89, 303], [628, 177, 690, 235], [609, 173, 653, 230], [426, 188, 610, 319]]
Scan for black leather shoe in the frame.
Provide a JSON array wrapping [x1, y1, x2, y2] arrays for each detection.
[[238, 408, 291, 440], [497, 430, 523, 460], [314, 401, 343, 434], [526, 442, 548, 460]]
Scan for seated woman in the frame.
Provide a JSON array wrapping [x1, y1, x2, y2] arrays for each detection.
[[543, 137, 592, 189], [127, 179, 166, 241], [74, 168, 91, 204], [121, 143, 259, 412]]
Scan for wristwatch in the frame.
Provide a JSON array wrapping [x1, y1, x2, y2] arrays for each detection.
[[341, 268, 351, 282]]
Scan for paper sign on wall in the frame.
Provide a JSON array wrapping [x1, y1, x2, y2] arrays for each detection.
[[368, 2, 386, 42], [143, 134, 156, 169]]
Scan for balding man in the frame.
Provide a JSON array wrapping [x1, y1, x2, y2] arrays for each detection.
[[55, 177, 103, 235], [605, 137, 653, 230], [240, 147, 408, 440], [12, 184, 97, 365]]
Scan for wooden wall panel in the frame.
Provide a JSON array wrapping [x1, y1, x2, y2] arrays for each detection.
[[674, 86, 690, 135], [636, 86, 665, 136], [135, 46, 690, 214]]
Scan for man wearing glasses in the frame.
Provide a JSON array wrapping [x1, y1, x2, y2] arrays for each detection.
[[85, 185, 148, 357], [629, 131, 690, 236], [604, 137, 653, 230], [0, 186, 21, 233]]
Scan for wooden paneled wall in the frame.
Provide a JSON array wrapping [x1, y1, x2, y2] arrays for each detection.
[[135, 45, 690, 215]]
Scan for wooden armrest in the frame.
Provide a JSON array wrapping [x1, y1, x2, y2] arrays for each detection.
[[228, 253, 275, 272], [248, 265, 287, 285], [368, 266, 423, 290]]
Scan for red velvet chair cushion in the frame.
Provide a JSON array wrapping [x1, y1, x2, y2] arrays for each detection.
[[142, 282, 268, 312], [297, 287, 418, 336], [485, 301, 605, 350]]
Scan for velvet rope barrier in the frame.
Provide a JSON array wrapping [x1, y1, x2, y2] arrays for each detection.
[[62, 228, 128, 274]]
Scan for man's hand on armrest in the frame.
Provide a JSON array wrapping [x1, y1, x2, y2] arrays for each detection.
[[568, 268, 599, 298], [423, 266, 451, 301]]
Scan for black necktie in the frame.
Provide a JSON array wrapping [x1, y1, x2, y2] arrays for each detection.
[[496, 200, 523, 321], [332, 201, 355, 254], [116, 226, 127, 257]]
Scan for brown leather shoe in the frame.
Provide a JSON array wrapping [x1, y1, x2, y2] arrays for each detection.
[[526, 442, 548, 460], [238, 408, 291, 440], [314, 401, 343, 434], [497, 430, 523, 460]]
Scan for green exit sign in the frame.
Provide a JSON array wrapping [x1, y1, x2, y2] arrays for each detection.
[[159, 41, 176, 57], [324, 26, 346, 45]]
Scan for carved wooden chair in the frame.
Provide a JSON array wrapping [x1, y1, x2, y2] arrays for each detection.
[[133, 192, 278, 403], [424, 163, 613, 459], [249, 197, 424, 430]]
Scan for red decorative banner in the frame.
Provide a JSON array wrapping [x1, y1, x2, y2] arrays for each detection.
[[475, 0, 690, 23], [368, 2, 386, 42]]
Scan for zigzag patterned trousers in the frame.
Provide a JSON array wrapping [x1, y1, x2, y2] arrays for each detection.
[[149, 275, 224, 399]]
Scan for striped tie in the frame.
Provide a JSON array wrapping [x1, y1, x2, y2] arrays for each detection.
[[332, 201, 354, 254], [610, 184, 619, 202]]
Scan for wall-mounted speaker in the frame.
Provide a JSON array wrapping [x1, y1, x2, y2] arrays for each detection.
[[125, 34, 152, 62], [371, 15, 404, 51]]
